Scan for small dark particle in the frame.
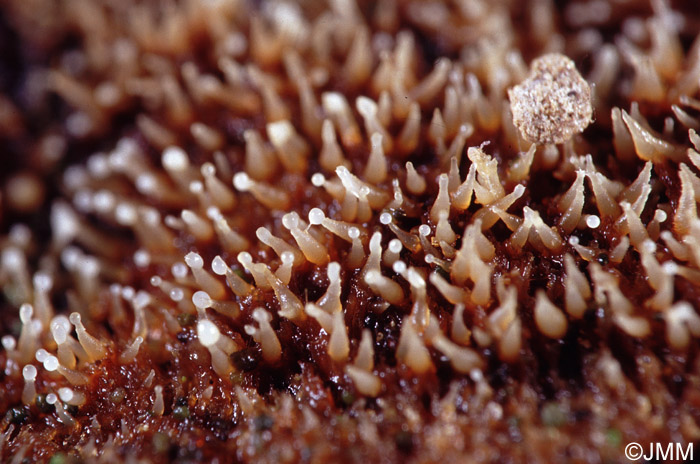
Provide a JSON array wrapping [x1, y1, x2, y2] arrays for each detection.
[[109, 387, 126, 404], [583, 307, 597, 324], [391, 208, 407, 222], [230, 347, 260, 372], [253, 413, 274, 431], [173, 405, 190, 420], [65, 404, 79, 416], [436, 266, 450, 281], [177, 313, 196, 327], [36, 394, 55, 414], [394, 430, 414, 454], [341, 390, 355, 406], [596, 253, 609, 266], [6, 406, 28, 424], [233, 268, 251, 283], [209, 417, 232, 441]]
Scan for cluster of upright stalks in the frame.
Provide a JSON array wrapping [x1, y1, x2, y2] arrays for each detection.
[[1, 0, 700, 462]]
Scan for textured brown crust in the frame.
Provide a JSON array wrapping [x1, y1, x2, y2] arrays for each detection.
[[1, 1, 700, 463]]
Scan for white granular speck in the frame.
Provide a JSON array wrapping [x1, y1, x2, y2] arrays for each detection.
[[508, 53, 592, 144]]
